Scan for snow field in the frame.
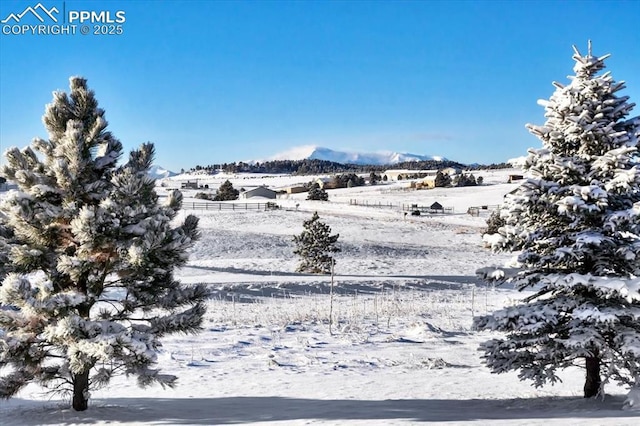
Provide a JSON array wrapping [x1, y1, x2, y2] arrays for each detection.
[[1, 171, 639, 424]]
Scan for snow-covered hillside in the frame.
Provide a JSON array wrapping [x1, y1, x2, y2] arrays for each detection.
[[2, 169, 638, 424], [255, 145, 446, 165]]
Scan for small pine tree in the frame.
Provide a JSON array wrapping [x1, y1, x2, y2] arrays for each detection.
[[369, 171, 379, 185], [293, 212, 340, 274], [484, 209, 505, 235], [474, 43, 640, 398], [307, 183, 328, 201], [214, 180, 239, 201], [0, 77, 208, 411]]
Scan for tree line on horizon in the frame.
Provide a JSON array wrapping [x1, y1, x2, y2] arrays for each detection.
[[187, 158, 511, 176]]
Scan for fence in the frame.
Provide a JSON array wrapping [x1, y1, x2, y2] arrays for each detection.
[[184, 202, 280, 211], [402, 204, 455, 215], [349, 199, 399, 209], [467, 204, 500, 217], [380, 187, 415, 194]]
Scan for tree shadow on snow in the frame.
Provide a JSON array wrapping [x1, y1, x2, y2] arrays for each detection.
[[186, 264, 485, 287], [183, 264, 494, 302], [186, 274, 491, 304], [8, 395, 638, 425]]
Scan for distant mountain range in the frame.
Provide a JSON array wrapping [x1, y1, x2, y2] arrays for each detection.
[[257, 145, 446, 166], [148, 165, 176, 179]]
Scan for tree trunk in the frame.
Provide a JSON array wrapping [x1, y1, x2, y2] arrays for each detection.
[[584, 356, 601, 398], [72, 370, 90, 411], [72, 278, 91, 411]]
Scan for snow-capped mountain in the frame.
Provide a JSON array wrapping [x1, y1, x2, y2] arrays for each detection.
[[258, 145, 445, 165], [148, 165, 177, 179]]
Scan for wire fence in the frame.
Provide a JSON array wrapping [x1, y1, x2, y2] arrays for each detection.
[[348, 199, 399, 209], [184, 202, 280, 211], [402, 204, 455, 215]]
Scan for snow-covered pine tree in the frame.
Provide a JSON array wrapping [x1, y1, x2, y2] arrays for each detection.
[[474, 43, 640, 398], [484, 209, 505, 236], [306, 183, 328, 201], [0, 77, 208, 411], [214, 180, 239, 201], [293, 211, 340, 274]]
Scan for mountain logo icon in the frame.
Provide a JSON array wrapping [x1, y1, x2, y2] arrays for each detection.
[[1, 3, 59, 24]]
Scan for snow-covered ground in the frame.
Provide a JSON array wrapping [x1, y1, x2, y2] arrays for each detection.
[[1, 170, 639, 425]]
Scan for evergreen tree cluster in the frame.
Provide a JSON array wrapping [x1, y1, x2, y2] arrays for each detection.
[[434, 171, 452, 187], [474, 44, 640, 397], [0, 78, 208, 411], [465, 162, 513, 171], [293, 212, 340, 274], [453, 173, 479, 187], [331, 173, 366, 189], [433, 171, 481, 188]]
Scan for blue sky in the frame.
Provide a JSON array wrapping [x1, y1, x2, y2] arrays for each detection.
[[1, 0, 639, 171]]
